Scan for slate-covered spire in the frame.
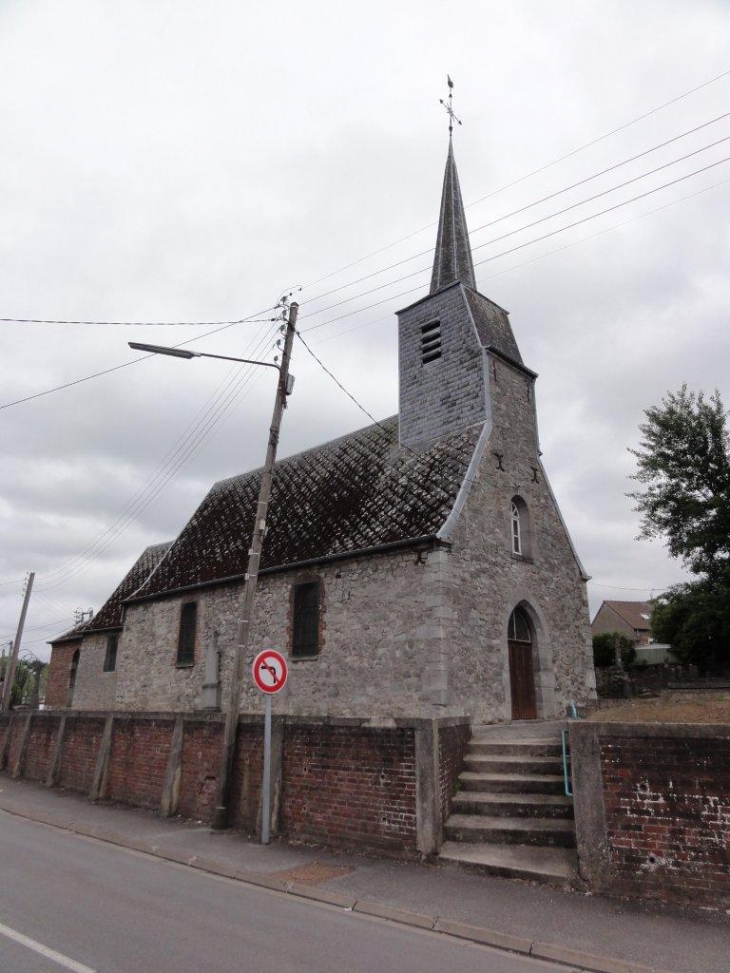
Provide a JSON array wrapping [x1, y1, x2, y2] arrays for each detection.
[[429, 140, 476, 294]]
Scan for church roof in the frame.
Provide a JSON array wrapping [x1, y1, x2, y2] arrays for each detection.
[[430, 141, 477, 293], [50, 542, 172, 644], [129, 417, 483, 602], [463, 287, 523, 365]]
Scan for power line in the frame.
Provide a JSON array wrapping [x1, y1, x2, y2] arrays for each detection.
[[302, 151, 730, 334], [0, 313, 278, 327], [300, 136, 730, 324], [6, 114, 730, 414], [298, 111, 730, 311], [0, 310, 276, 412], [301, 67, 730, 291], [465, 67, 730, 212], [37, 324, 280, 589], [588, 582, 672, 592], [0, 617, 73, 641], [0, 578, 24, 587]]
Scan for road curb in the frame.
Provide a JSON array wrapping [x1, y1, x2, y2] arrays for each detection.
[[0, 799, 675, 973]]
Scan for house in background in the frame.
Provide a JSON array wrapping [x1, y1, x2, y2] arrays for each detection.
[[47, 138, 596, 723], [591, 600, 653, 645]]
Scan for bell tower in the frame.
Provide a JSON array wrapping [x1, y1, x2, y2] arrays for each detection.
[[397, 98, 525, 449]]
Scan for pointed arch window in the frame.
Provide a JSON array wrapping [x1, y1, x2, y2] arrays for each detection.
[[511, 501, 522, 555], [510, 496, 532, 559]]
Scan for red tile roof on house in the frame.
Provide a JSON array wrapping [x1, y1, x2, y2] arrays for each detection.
[[600, 601, 652, 631]]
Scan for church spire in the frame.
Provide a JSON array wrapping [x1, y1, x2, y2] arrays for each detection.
[[430, 81, 476, 294]]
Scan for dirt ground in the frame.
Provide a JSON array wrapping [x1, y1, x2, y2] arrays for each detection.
[[587, 691, 730, 723]]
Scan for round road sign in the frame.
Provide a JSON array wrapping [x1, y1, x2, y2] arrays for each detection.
[[252, 649, 288, 694]]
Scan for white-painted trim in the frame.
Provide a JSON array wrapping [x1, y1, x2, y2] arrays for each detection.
[[437, 418, 492, 541]]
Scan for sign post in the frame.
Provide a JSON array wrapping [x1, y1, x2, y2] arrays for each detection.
[[252, 649, 288, 845]]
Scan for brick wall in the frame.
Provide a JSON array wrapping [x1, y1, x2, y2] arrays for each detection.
[[571, 721, 730, 912], [58, 716, 106, 793], [46, 642, 80, 708], [107, 718, 174, 809], [23, 715, 62, 783], [438, 722, 471, 821], [281, 723, 418, 851], [177, 719, 223, 822], [4, 712, 469, 856]]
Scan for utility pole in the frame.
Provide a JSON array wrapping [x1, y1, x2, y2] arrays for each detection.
[[212, 302, 298, 830], [1, 572, 35, 711]]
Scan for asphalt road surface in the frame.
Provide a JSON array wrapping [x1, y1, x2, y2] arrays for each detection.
[[0, 812, 579, 973]]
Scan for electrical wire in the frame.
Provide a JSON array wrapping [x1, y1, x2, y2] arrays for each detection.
[[298, 111, 730, 311], [6, 115, 730, 413], [302, 151, 730, 334], [0, 310, 276, 412], [37, 324, 280, 590], [302, 67, 730, 290], [0, 312, 278, 327], [299, 137, 730, 324]]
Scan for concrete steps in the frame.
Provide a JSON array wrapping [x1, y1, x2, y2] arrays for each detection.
[[439, 841, 577, 886], [439, 722, 576, 887], [451, 790, 574, 819]]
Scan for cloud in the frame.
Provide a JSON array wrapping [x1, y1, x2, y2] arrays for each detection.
[[1, 0, 729, 657]]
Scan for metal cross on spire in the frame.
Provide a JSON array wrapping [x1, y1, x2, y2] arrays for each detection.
[[439, 74, 462, 137]]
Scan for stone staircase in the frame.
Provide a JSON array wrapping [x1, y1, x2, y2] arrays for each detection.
[[439, 721, 577, 886]]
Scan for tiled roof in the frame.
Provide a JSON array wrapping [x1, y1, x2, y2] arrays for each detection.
[[50, 542, 172, 644], [430, 141, 477, 293], [131, 416, 483, 601], [602, 601, 653, 631], [464, 288, 523, 365]]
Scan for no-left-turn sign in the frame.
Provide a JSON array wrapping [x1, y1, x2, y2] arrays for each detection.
[[252, 649, 288, 694]]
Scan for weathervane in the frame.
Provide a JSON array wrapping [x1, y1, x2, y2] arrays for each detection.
[[439, 75, 462, 137]]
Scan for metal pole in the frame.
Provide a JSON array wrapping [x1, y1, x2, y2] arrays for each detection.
[[1, 573, 35, 711], [262, 694, 272, 845], [212, 302, 298, 830]]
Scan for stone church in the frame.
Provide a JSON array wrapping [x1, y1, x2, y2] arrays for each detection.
[[49, 140, 596, 722]]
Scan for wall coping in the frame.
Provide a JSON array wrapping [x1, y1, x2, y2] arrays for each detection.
[[570, 720, 730, 742], [16, 710, 472, 731]]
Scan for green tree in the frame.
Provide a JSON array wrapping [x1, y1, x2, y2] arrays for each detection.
[[629, 386, 730, 579], [630, 386, 730, 673], [651, 581, 730, 673], [592, 632, 636, 668]]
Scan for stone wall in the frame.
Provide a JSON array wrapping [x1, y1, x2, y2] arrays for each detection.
[[114, 547, 455, 718], [72, 632, 119, 710], [444, 352, 595, 721], [3, 711, 466, 855], [398, 283, 487, 448], [570, 721, 730, 912]]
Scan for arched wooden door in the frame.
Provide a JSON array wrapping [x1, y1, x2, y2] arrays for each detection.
[[508, 607, 537, 720]]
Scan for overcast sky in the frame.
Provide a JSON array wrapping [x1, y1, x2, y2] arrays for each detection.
[[1, 1, 729, 661]]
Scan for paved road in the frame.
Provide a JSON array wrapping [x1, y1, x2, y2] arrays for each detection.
[[0, 814, 576, 973]]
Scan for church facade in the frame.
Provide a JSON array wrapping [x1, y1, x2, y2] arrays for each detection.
[[49, 141, 595, 722]]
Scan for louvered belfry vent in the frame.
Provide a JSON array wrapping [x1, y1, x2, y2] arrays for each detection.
[[421, 320, 442, 364]]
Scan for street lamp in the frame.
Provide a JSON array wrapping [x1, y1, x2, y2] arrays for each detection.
[[128, 302, 298, 833]]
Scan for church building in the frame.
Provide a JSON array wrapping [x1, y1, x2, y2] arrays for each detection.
[[49, 139, 596, 722]]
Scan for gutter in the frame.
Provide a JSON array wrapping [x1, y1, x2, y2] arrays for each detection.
[[124, 534, 445, 606]]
